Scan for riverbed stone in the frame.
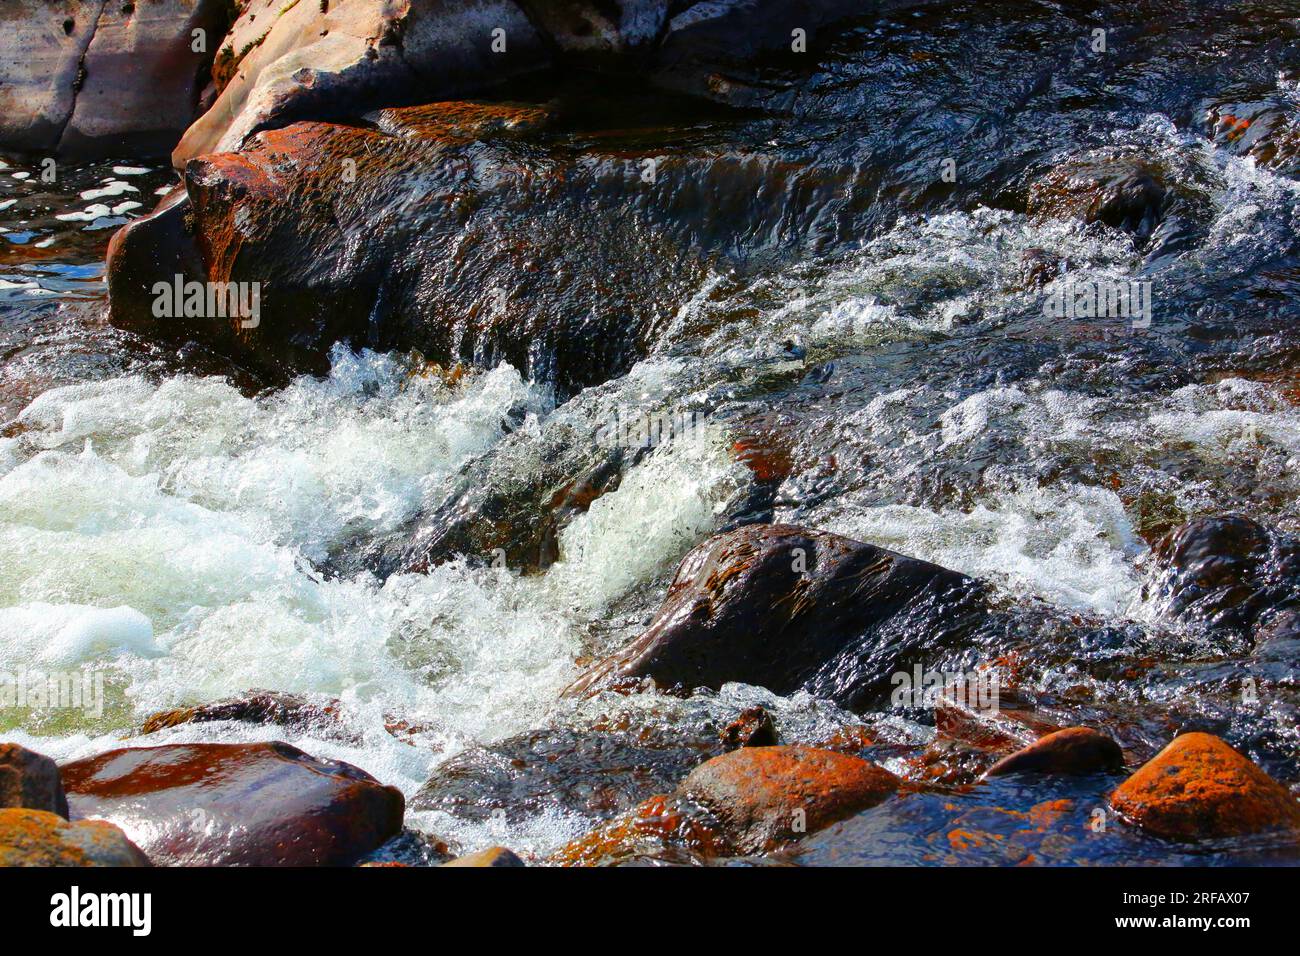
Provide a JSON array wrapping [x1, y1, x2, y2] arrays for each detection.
[[1110, 732, 1300, 841], [563, 523, 991, 710], [61, 741, 404, 866], [984, 727, 1124, 778], [680, 745, 900, 854], [0, 743, 69, 817], [0, 808, 150, 866]]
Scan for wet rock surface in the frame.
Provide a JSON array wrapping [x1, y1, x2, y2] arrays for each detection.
[[984, 727, 1125, 778], [0, 807, 151, 867], [441, 845, 525, 867], [60, 742, 405, 866], [563, 523, 994, 709]]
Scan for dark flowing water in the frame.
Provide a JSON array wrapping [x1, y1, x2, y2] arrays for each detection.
[[2, 0, 1300, 864]]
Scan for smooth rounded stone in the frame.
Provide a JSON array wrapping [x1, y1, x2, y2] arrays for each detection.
[[411, 716, 726, 827], [983, 727, 1124, 778], [1110, 733, 1300, 841], [440, 846, 525, 867], [679, 745, 900, 855], [173, 0, 549, 164], [563, 523, 991, 711], [61, 742, 404, 866], [0, 742, 69, 817], [0, 0, 230, 156], [0, 808, 150, 867], [1144, 515, 1300, 637]]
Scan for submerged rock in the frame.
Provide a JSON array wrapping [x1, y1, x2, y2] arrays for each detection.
[[0, 0, 231, 156], [61, 742, 404, 866], [0, 743, 69, 817], [1205, 94, 1300, 177], [411, 714, 727, 827], [983, 727, 1124, 778], [1110, 732, 1300, 841], [719, 706, 778, 750], [1027, 150, 1171, 241], [563, 523, 991, 710], [0, 808, 150, 867], [1143, 515, 1300, 640]]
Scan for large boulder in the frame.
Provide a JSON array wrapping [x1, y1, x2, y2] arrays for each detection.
[[109, 98, 861, 394], [1110, 732, 1300, 841], [0, 0, 232, 157], [0, 743, 69, 817], [61, 742, 404, 866], [173, 0, 549, 164], [562, 523, 991, 710], [0, 808, 150, 866]]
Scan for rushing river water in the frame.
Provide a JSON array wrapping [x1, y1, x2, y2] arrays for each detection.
[[3, 0, 1300, 864]]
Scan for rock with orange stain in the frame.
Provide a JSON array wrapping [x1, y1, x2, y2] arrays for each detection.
[[440, 846, 526, 867], [0, 743, 68, 817], [553, 745, 900, 864], [563, 523, 989, 710], [551, 793, 729, 866], [1110, 733, 1300, 841], [1205, 98, 1300, 175], [61, 742, 404, 866], [679, 746, 900, 854], [0, 809, 150, 867], [984, 727, 1124, 778]]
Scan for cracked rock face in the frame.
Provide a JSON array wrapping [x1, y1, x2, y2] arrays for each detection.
[[0, 0, 229, 157]]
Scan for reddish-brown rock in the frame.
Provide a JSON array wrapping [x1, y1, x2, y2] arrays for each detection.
[[984, 727, 1124, 778], [1110, 733, 1300, 841], [0, 743, 69, 817], [680, 745, 900, 854], [61, 742, 404, 866], [0, 808, 150, 867]]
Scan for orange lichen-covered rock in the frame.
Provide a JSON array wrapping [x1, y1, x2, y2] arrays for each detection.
[[1110, 733, 1300, 841], [681, 746, 900, 854], [984, 727, 1124, 778], [551, 793, 729, 867], [0, 809, 150, 867]]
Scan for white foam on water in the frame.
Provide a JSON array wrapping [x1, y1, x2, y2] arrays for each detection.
[[0, 349, 748, 799], [818, 479, 1143, 618]]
